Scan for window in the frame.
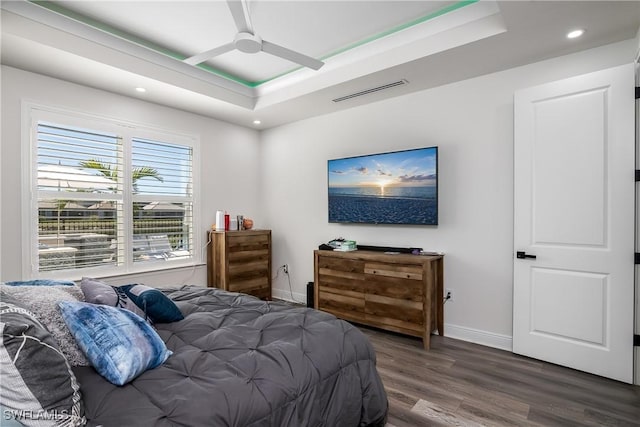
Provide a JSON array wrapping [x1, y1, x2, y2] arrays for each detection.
[[29, 107, 198, 277]]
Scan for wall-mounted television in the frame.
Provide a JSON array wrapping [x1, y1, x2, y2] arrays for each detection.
[[328, 146, 438, 225]]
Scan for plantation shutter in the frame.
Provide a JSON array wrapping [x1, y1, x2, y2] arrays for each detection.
[[36, 122, 123, 271], [131, 137, 193, 263], [31, 112, 197, 277]]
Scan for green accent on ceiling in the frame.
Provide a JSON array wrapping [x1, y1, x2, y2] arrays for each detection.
[[29, 0, 256, 87], [29, 0, 479, 88], [251, 0, 480, 86]]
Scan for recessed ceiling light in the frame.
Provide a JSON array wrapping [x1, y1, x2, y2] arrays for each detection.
[[253, 120, 261, 125], [135, 87, 146, 93], [566, 29, 585, 39]]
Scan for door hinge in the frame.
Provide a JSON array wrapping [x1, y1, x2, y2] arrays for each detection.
[[636, 87, 640, 99], [636, 253, 640, 265], [635, 335, 640, 347], [636, 170, 640, 182]]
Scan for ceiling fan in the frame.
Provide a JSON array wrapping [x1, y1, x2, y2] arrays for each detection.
[[184, 0, 324, 71]]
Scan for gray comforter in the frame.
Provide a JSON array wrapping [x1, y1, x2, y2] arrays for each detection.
[[73, 286, 388, 426]]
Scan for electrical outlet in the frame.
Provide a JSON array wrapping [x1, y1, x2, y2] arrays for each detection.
[[283, 264, 289, 274], [445, 288, 454, 302]]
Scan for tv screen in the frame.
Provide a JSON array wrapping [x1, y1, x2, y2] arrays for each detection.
[[328, 146, 438, 225]]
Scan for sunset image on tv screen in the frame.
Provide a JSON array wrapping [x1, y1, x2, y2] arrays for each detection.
[[328, 146, 438, 225]]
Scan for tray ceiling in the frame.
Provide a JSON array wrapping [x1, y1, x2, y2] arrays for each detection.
[[51, 0, 464, 85], [2, 1, 639, 129]]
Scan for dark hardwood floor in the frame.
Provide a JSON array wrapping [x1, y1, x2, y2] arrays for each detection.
[[360, 327, 640, 427]]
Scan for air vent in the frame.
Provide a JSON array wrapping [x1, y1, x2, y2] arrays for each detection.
[[332, 79, 408, 103]]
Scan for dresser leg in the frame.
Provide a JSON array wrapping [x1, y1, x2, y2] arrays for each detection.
[[437, 258, 444, 336], [422, 332, 431, 350]]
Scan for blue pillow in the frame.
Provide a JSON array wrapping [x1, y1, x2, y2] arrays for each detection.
[[119, 284, 184, 323], [4, 279, 75, 286], [58, 301, 172, 386]]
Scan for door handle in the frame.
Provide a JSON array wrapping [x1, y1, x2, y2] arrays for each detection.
[[516, 251, 536, 260]]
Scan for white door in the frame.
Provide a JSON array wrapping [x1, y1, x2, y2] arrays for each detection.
[[513, 64, 635, 383]]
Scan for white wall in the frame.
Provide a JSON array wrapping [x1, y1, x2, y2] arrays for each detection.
[[636, 25, 640, 60], [0, 66, 261, 285], [260, 39, 636, 349], [0, 67, 2, 279]]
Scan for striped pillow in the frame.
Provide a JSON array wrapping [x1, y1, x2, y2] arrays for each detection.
[[0, 294, 85, 426]]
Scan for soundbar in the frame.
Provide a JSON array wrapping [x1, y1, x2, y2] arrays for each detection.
[[356, 245, 422, 254]]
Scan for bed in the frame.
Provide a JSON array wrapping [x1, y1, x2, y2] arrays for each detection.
[[70, 286, 388, 426]]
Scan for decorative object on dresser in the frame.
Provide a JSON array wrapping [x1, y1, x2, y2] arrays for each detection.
[[314, 249, 444, 349], [207, 229, 272, 300]]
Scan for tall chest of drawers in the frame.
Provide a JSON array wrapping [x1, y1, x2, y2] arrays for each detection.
[[207, 230, 272, 300]]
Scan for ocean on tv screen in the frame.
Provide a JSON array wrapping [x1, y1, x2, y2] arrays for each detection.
[[328, 186, 437, 225]]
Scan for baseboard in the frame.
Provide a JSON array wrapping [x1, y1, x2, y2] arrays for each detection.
[[271, 288, 306, 305], [443, 323, 513, 352], [272, 287, 514, 352], [635, 348, 639, 385]]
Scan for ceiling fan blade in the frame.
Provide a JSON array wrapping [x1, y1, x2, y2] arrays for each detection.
[[183, 42, 235, 66], [262, 40, 324, 71], [227, 0, 253, 33]]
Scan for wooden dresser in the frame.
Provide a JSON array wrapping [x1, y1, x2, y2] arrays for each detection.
[[207, 229, 272, 300], [314, 250, 444, 349]]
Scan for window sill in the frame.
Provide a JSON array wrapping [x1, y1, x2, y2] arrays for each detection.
[[34, 261, 207, 283]]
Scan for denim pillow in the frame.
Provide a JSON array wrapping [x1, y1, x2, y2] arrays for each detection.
[[59, 301, 172, 386], [120, 284, 184, 323]]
